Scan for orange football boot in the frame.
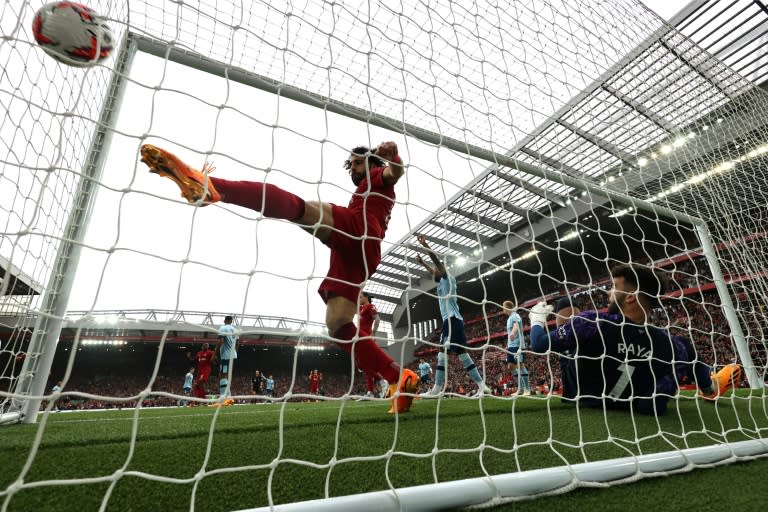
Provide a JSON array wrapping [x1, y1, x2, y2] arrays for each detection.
[[700, 363, 742, 400], [140, 144, 220, 204], [387, 368, 419, 414]]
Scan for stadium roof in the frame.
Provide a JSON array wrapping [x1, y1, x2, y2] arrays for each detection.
[[0, 309, 334, 348], [366, 0, 768, 326], [0, 255, 42, 299], [672, 0, 768, 85]]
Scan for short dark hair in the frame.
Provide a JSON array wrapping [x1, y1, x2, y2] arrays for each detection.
[[224, 315, 233, 323], [361, 291, 374, 302], [611, 264, 666, 307], [344, 146, 384, 170], [554, 296, 574, 313]]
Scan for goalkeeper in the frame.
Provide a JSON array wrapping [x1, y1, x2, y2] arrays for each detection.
[[528, 264, 741, 415]]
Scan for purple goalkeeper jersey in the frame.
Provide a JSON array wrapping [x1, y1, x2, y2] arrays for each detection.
[[531, 311, 709, 413]]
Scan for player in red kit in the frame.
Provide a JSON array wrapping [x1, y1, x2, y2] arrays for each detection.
[[359, 291, 382, 398], [358, 291, 379, 338], [188, 343, 216, 400], [308, 369, 321, 395], [141, 141, 419, 413], [357, 291, 413, 410]]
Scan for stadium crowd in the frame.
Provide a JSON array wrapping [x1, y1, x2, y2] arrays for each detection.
[[412, 287, 759, 396], [42, 252, 764, 409]]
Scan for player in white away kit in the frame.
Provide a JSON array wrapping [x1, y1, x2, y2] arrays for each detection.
[[181, 367, 194, 406], [503, 300, 531, 395], [415, 235, 492, 397], [418, 359, 433, 391], [216, 315, 238, 405]]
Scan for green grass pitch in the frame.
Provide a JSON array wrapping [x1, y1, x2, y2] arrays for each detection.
[[1, 391, 767, 511]]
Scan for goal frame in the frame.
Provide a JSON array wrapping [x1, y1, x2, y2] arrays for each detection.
[[241, 439, 768, 511], [3, 33, 138, 425], [4, 28, 765, 510]]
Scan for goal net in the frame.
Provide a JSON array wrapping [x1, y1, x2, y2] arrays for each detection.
[[0, 1, 129, 422], [1, 0, 767, 510]]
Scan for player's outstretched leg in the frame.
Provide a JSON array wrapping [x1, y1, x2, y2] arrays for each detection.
[[141, 144, 307, 221], [140, 144, 221, 204]]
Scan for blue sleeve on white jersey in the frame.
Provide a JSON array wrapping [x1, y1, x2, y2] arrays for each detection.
[[507, 312, 524, 348]]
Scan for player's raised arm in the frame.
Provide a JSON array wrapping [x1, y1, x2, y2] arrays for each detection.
[[416, 234, 446, 276], [414, 253, 433, 274], [528, 301, 554, 353], [375, 141, 404, 185]]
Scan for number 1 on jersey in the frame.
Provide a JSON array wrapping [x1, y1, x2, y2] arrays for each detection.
[[608, 362, 635, 399]]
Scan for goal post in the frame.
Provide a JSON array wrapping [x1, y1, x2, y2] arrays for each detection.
[[4, 33, 137, 424], [241, 438, 768, 512], [694, 221, 761, 388], [2, 1, 768, 511]]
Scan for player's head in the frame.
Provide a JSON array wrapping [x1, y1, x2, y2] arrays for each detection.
[[502, 300, 516, 314], [202, 343, 209, 350], [360, 291, 373, 305], [344, 146, 384, 186], [189, 367, 195, 373], [224, 315, 233, 324], [608, 264, 665, 318], [554, 296, 577, 326]]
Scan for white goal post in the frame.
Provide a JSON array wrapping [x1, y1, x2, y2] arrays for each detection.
[[2, 1, 768, 511]]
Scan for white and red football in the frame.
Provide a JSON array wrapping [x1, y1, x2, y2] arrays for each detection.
[[32, 2, 113, 67]]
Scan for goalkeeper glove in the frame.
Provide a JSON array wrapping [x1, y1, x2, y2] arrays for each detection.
[[529, 301, 553, 328]]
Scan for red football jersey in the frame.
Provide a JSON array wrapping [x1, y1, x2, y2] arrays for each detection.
[[347, 166, 396, 238], [195, 349, 215, 371]]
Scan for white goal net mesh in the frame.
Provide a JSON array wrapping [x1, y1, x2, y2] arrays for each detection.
[[1, 0, 767, 510]]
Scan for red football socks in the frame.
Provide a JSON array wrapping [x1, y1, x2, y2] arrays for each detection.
[[209, 178, 305, 221], [334, 322, 400, 383]]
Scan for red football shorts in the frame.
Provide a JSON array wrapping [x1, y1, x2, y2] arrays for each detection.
[[318, 205, 382, 304]]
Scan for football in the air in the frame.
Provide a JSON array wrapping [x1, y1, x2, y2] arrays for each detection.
[[32, 2, 114, 67]]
